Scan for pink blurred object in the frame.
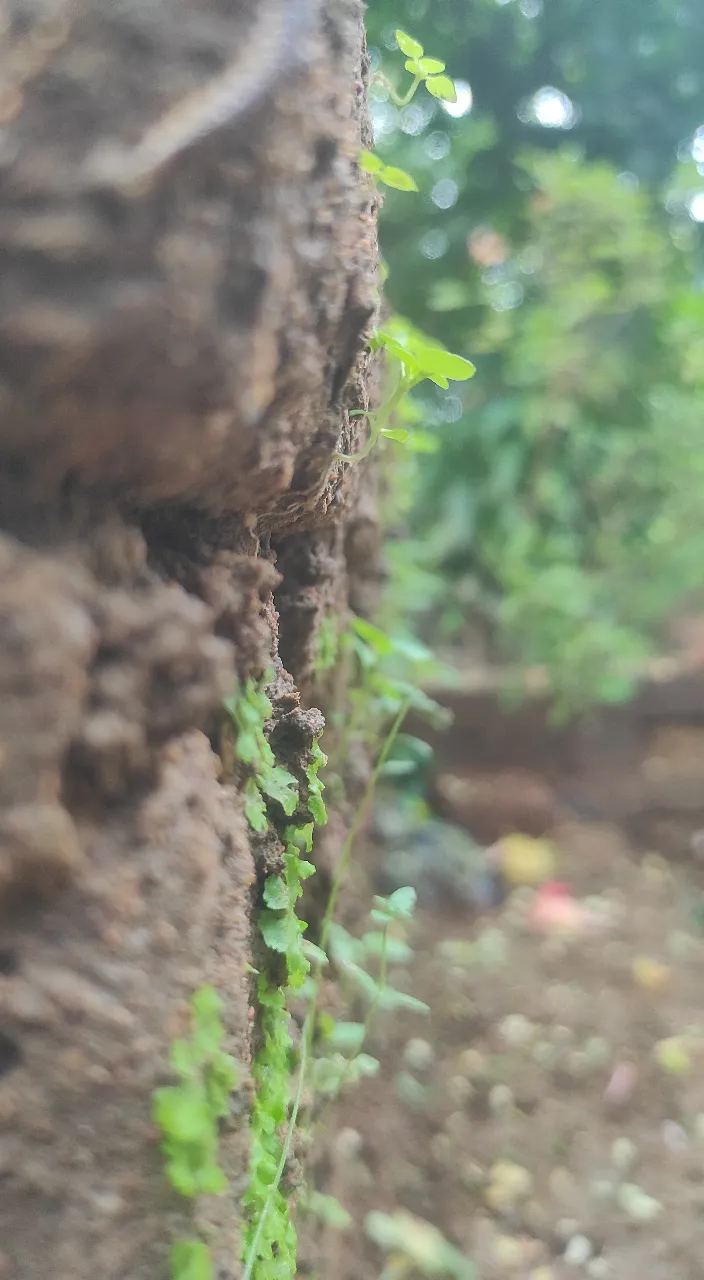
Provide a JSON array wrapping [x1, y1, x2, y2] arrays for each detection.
[[604, 1061, 638, 1108], [529, 880, 612, 937], [529, 881, 584, 932]]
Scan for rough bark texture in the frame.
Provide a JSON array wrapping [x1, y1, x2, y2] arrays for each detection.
[[0, 1, 378, 1275]]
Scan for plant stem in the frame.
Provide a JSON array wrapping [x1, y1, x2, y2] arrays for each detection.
[[241, 1028, 309, 1280], [336, 378, 410, 463], [320, 695, 411, 952], [374, 70, 421, 107]]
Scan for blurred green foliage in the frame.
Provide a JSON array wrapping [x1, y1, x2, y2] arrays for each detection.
[[365, 0, 704, 715]]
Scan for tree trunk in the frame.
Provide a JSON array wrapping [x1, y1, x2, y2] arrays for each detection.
[[0, 1, 378, 1275]]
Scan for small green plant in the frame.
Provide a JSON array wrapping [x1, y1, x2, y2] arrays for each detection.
[[337, 315, 475, 464], [360, 149, 419, 192], [312, 886, 428, 1102], [241, 676, 426, 1279], [224, 676, 299, 832], [379, 29, 458, 108], [358, 28, 457, 194], [153, 987, 239, 1280], [242, 976, 298, 1280], [234, 18, 471, 1278], [258, 823, 317, 989], [228, 670, 329, 1280], [333, 615, 451, 764]]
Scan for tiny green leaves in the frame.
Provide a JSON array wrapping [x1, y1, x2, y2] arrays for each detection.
[[302, 939, 329, 968], [395, 29, 423, 58], [338, 314, 475, 462], [371, 885, 418, 924], [379, 988, 430, 1015], [405, 57, 447, 77], [305, 739, 328, 826], [377, 323, 476, 388], [425, 74, 458, 103], [380, 165, 419, 192], [244, 777, 268, 833], [379, 32, 457, 109], [359, 150, 418, 192], [170, 1241, 213, 1280], [153, 985, 239, 1279], [418, 57, 446, 75], [359, 149, 384, 175], [259, 764, 299, 815], [263, 875, 290, 911], [227, 676, 301, 831], [259, 909, 303, 956], [326, 1021, 367, 1054], [306, 1191, 352, 1231]]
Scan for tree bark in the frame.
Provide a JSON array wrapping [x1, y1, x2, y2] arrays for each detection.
[[0, 1, 378, 1275]]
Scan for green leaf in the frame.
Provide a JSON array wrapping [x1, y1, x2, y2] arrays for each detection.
[[417, 57, 446, 75], [362, 932, 413, 964], [352, 1053, 380, 1078], [380, 757, 419, 777], [169, 1038, 196, 1079], [154, 1088, 212, 1145], [425, 74, 457, 103], [328, 923, 364, 966], [263, 875, 289, 911], [380, 428, 411, 443], [312, 1053, 349, 1097], [170, 1240, 213, 1280], [395, 29, 424, 58], [404, 58, 423, 75], [371, 886, 418, 925], [307, 1191, 352, 1230], [190, 985, 223, 1020], [308, 788, 327, 827], [375, 332, 422, 374], [342, 962, 380, 1002], [379, 988, 430, 1015], [166, 1158, 198, 1199], [359, 149, 384, 175], [388, 886, 418, 918], [417, 348, 476, 382], [352, 617, 395, 654], [259, 764, 299, 814], [379, 165, 419, 193], [244, 778, 268, 832], [258, 910, 293, 953], [327, 1021, 366, 1054], [198, 1164, 228, 1196], [302, 939, 329, 967], [234, 727, 259, 765], [287, 821, 315, 853]]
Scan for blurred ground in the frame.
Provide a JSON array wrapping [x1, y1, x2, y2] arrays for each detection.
[[301, 646, 704, 1280]]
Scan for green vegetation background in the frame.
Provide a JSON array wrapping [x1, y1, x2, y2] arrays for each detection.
[[366, 0, 704, 714]]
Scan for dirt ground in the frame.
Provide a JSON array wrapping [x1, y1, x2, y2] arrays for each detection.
[[303, 688, 704, 1280]]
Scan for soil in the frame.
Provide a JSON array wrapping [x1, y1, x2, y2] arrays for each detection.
[[303, 691, 704, 1280]]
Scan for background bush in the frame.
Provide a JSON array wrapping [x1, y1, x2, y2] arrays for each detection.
[[366, 0, 704, 714]]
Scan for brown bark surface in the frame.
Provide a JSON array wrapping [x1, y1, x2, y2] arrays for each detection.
[[0, 1, 378, 1275]]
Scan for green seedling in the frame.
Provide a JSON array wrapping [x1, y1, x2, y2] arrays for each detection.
[[153, 987, 239, 1280], [381, 29, 458, 107], [337, 320, 475, 462]]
